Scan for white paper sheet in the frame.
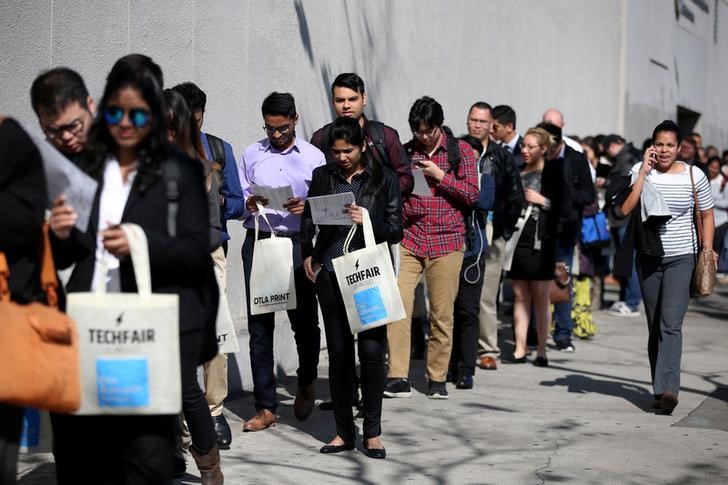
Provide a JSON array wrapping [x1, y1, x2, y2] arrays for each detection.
[[250, 184, 295, 211], [307, 192, 356, 225], [23, 126, 98, 233], [411, 168, 432, 196]]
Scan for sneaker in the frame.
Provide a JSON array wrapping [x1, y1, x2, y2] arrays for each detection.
[[383, 378, 412, 398], [606, 301, 641, 317], [427, 381, 449, 400], [555, 339, 575, 352]]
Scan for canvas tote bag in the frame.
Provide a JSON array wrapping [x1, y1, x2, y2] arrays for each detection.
[[214, 262, 239, 353], [67, 224, 181, 415], [248, 205, 297, 315], [332, 208, 406, 334]]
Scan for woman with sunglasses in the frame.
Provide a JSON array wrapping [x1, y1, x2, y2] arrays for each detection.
[[301, 116, 402, 459], [48, 54, 222, 485]]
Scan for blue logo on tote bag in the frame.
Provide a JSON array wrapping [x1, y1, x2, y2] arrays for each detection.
[[96, 358, 150, 407]]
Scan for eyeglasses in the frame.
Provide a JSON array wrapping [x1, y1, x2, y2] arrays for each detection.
[[104, 106, 151, 128], [44, 118, 85, 140], [263, 124, 292, 136], [414, 126, 440, 138]]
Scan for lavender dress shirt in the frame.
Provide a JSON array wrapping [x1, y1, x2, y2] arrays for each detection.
[[238, 137, 326, 233]]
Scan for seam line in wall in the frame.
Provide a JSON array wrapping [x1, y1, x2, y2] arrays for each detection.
[[49, 0, 53, 66]]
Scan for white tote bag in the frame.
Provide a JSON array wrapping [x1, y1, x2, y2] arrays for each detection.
[[248, 207, 297, 315], [332, 208, 406, 334], [214, 265, 239, 354], [67, 224, 181, 415]]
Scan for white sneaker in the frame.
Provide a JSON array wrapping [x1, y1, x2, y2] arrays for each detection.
[[606, 301, 640, 317]]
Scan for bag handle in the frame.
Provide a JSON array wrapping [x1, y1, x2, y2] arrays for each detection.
[[689, 165, 704, 251], [253, 202, 276, 242], [0, 223, 60, 307], [343, 207, 376, 254], [94, 224, 151, 296]]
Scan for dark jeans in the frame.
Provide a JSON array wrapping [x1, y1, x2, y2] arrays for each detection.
[[0, 404, 23, 485], [242, 231, 320, 411], [316, 270, 386, 441], [181, 330, 217, 454], [51, 413, 176, 484], [637, 254, 694, 396], [450, 256, 486, 375]]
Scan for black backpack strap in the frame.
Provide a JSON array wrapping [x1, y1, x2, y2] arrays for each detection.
[[205, 133, 226, 167], [366, 120, 390, 169], [163, 159, 180, 237], [443, 126, 461, 175]]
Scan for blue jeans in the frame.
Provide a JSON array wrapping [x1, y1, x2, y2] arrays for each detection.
[[617, 225, 642, 310], [553, 241, 574, 342]]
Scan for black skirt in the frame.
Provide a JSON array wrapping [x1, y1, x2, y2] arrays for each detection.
[[507, 218, 556, 281]]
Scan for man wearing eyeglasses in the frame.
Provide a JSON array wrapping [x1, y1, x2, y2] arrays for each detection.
[[237, 92, 325, 432], [31, 67, 95, 158]]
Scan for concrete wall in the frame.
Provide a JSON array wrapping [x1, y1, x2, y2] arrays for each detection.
[[2, 0, 726, 392]]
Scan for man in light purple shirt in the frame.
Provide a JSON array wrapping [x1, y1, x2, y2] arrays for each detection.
[[238, 92, 325, 432]]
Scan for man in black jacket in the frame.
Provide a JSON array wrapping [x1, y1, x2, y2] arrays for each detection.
[[539, 123, 595, 351], [465, 102, 524, 369]]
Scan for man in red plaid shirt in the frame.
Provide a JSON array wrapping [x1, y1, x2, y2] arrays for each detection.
[[385, 97, 479, 400]]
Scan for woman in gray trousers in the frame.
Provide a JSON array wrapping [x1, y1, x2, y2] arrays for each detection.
[[619, 120, 715, 415]]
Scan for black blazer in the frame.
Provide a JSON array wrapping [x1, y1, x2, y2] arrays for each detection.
[[301, 162, 403, 263], [559, 145, 596, 244], [0, 118, 47, 303], [52, 154, 214, 333]]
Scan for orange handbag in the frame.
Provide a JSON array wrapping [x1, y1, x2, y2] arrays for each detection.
[[0, 224, 80, 413]]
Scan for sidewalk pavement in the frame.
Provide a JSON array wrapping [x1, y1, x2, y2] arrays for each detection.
[[18, 286, 728, 484]]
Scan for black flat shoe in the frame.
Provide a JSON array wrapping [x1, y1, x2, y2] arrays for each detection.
[[501, 355, 527, 364], [533, 356, 549, 367], [213, 414, 232, 449], [320, 441, 355, 454], [362, 440, 386, 459]]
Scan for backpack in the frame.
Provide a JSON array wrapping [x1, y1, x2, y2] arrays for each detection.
[[205, 133, 226, 170]]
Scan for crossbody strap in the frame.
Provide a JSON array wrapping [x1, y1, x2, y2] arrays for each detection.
[[689, 165, 704, 250]]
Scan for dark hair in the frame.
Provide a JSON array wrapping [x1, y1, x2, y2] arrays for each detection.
[[331, 73, 366, 95], [491, 105, 516, 129], [581, 136, 601, 159], [164, 89, 206, 161], [328, 116, 383, 194], [30, 67, 90, 117], [640, 137, 653, 153], [261, 92, 297, 118], [537, 122, 563, 145], [469, 101, 492, 114], [707, 156, 721, 167], [84, 54, 170, 190], [652, 120, 682, 145], [171, 82, 207, 112], [459, 134, 484, 158], [408, 96, 444, 132]]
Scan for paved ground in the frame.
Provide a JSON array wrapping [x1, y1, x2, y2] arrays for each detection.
[[18, 284, 728, 484]]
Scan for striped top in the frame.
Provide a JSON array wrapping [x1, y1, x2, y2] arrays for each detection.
[[630, 162, 713, 256]]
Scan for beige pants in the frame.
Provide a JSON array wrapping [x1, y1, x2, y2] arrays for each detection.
[[387, 246, 463, 382], [478, 232, 505, 357], [204, 247, 229, 416]]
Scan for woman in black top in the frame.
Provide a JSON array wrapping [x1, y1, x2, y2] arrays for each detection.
[[302, 117, 402, 459], [48, 54, 221, 485]]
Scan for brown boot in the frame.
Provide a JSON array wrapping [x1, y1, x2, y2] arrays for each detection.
[[190, 445, 224, 485]]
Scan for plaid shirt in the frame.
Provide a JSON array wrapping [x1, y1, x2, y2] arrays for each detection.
[[402, 132, 479, 258]]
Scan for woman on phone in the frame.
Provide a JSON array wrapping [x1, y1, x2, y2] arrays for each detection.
[[301, 116, 402, 459], [48, 54, 222, 484], [618, 120, 715, 415]]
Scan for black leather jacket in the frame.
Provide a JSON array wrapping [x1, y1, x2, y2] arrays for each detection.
[[301, 161, 403, 262], [481, 141, 524, 240]]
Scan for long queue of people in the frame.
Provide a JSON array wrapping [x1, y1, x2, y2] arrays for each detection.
[[0, 53, 720, 485]]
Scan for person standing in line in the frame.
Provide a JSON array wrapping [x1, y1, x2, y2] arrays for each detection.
[[172, 81, 244, 450], [491, 105, 523, 169], [0, 116, 48, 485], [30, 67, 95, 161], [503, 127, 566, 368], [48, 54, 223, 485], [239, 92, 325, 431], [302, 116, 402, 459], [465, 102, 524, 371], [617, 120, 715, 415], [384, 96, 479, 400]]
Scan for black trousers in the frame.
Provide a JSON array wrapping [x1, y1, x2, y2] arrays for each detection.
[[242, 231, 320, 411], [0, 404, 23, 485], [180, 330, 217, 454], [316, 270, 386, 441], [450, 256, 486, 375]]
